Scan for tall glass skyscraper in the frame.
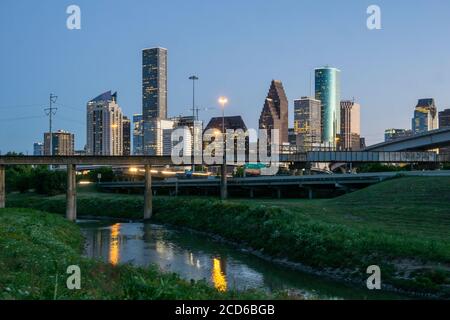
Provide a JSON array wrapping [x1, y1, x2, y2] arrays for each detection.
[[142, 47, 168, 155], [315, 67, 341, 146]]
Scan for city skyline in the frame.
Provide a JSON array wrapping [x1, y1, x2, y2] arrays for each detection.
[[2, 1, 450, 154]]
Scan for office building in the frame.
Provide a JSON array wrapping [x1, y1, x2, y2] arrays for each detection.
[[340, 100, 361, 150], [142, 47, 168, 155], [44, 130, 74, 156], [294, 97, 322, 150], [133, 114, 143, 155], [259, 80, 289, 145], [438, 109, 450, 154], [439, 109, 450, 128], [122, 116, 131, 156], [315, 67, 341, 146], [86, 91, 124, 156], [412, 98, 438, 134], [33, 142, 44, 156]]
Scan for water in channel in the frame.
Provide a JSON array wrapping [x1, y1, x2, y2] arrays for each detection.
[[80, 220, 410, 300]]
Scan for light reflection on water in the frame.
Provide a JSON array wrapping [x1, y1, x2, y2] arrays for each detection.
[[81, 221, 410, 300]]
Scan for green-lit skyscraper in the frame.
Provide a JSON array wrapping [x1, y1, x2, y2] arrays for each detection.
[[315, 67, 341, 146]]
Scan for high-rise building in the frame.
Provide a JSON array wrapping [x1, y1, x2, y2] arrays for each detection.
[[439, 109, 450, 128], [315, 67, 341, 146], [86, 91, 124, 156], [166, 116, 202, 158], [122, 116, 131, 156], [142, 47, 168, 155], [340, 100, 361, 150], [133, 114, 143, 155], [438, 109, 450, 154], [33, 142, 44, 156], [44, 130, 74, 155], [412, 98, 438, 134], [384, 128, 413, 142], [293, 97, 322, 150], [258, 80, 289, 145]]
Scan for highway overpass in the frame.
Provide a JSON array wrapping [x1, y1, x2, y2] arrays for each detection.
[[365, 127, 450, 152], [98, 171, 450, 199]]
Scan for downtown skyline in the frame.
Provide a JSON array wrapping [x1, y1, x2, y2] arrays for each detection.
[[2, 0, 450, 154]]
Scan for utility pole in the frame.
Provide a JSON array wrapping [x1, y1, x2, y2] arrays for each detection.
[[44, 93, 58, 156]]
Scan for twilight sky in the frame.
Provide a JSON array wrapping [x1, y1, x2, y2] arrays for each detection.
[[1, 0, 450, 153]]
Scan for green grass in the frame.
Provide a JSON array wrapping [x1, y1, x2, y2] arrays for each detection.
[[0, 208, 269, 300], [5, 176, 450, 297]]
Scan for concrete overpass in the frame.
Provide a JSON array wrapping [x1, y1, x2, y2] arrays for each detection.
[[365, 127, 450, 152], [1, 153, 448, 222], [98, 171, 450, 199]]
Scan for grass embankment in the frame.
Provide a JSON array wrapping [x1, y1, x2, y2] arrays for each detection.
[[0, 209, 268, 299], [6, 176, 450, 297]]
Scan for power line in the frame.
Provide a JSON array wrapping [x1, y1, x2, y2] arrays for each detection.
[[0, 115, 45, 122], [0, 103, 44, 109]]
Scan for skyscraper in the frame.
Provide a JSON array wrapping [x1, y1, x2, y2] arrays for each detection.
[[133, 114, 143, 155], [122, 116, 131, 156], [142, 47, 168, 155], [44, 130, 74, 156], [315, 67, 341, 146], [86, 91, 124, 156], [258, 80, 289, 145], [340, 100, 361, 150], [412, 98, 438, 134], [293, 97, 322, 150]]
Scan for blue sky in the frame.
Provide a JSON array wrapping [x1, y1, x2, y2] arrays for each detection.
[[1, 0, 450, 153]]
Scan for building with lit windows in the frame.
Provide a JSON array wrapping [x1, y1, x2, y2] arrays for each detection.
[[86, 91, 123, 156], [122, 116, 131, 156], [44, 130, 74, 156], [133, 114, 143, 155], [293, 97, 321, 150], [142, 47, 168, 155]]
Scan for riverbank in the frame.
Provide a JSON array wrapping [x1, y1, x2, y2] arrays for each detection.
[[5, 176, 450, 298], [0, 208, 270, 299]]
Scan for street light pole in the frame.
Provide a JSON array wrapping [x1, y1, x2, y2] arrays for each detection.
[[189, 75, 199, 120], [218, 97, 228, 200], [189, 75, 199, 173]]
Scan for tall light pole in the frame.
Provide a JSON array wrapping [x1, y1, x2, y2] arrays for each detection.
[[218, 96, 228, 200], [189, 75, 199, 120], [189, 75, 199, 172]]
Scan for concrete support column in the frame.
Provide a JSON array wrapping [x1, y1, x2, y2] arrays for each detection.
[[66, 164, 77, 221], [276, 188, 281, 199], [0, 165, 5, 209], [308, 187, 313, 200], [144, 164, 152, 220], [220, 164, 227, 200], [249, 188, 254, 198]]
